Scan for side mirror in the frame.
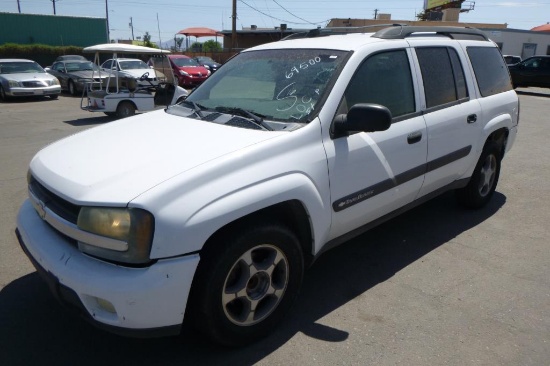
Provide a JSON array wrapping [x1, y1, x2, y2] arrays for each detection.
[[331, 103, 392, 139]]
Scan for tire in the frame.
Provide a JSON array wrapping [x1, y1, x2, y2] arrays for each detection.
[[187, 223, 304, 346], [115, 101, 136, 118], [0, 85, 8, 102], [456, 141, 502, 209], [49, 94, 59, 100], [68, 80, 78, 96]]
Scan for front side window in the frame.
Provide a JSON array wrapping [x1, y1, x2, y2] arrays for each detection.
[[416, 47, 467, 108], [341, 49, 415, 119], [177, 49, 348, 127]]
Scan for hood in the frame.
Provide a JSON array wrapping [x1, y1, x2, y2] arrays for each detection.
[[65, 70, 115, 79], [176, 65, 209, 75], [30, 110, 284, 205], [118, 69, 157, 79], [5, 72, 56, 83]]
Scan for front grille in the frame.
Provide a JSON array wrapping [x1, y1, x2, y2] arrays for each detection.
[[29, 176, 81, 224], [22, 80, 47, 88]]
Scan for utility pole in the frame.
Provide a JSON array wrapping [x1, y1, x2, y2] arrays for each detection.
[[17, 0, 21, 13], [374, 8, 379, 20], [130, 17, 135, 40], [50, 0, 57, 15], [231, 0, 236, 50], [105, 0, 110, 42]]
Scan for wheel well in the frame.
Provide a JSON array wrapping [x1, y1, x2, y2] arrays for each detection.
[[203, 200, 314, 267], [117, 100, 137, 109], [486, 128, 509, 157]]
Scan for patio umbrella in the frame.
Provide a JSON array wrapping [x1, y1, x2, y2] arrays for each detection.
[[177, 27, 221, 37], [177, 27, 222, 51]]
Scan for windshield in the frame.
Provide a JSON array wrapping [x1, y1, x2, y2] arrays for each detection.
[[181, 48, 347, 125], [197, 56, 216, 63], [65, 61, 99, 72], [119, 60, 149, 70], [171, 57, 200, 67], [0, 61, 44, 74]]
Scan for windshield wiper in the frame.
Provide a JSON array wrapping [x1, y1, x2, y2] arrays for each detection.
[[214, 106, 273, 131], [180, 100, 205, 119]]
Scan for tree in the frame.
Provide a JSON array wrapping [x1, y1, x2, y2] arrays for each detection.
[[203, 40, 222, 52], [176, 37, 184, 51], [143, 32, 153, 47]]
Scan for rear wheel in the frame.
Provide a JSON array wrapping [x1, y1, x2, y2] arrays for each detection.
[[187, 223, 304, 346], [456, 141, 502, 208], [115, 101, 136, 118]]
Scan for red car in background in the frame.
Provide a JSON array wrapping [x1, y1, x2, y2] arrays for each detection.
[[167, 55, 210, 88]]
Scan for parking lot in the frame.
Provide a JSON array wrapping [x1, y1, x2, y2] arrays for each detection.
[[1, 90, 549, 365]]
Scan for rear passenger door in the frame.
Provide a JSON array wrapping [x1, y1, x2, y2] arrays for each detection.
[[413, 45, 483, 198]]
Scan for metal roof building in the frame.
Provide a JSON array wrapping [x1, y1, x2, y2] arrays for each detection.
[[0, 12, 108, 47]]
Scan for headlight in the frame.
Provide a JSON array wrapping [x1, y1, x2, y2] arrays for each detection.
[[51, 78, 60, 86], [179, 70, 189, 76], [203, 65, 211, 70], [77, 207, 154, 264], [8, 80, 20, 87]]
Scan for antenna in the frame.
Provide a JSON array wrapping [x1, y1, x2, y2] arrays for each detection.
[[157, 13, 162, 47]]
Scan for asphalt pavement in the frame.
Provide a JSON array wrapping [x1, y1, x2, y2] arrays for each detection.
[[0, 89, 548, 366]]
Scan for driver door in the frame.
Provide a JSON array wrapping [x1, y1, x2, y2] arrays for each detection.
[[323, 49, 428, 240]]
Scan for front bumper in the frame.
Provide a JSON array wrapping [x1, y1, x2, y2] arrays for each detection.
[[7, 85, 61, 97], [16, 199, 200, 337]]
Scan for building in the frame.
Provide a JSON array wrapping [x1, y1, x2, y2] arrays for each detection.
[[220, 18, 549, 61], [0, 12, 108, 47]]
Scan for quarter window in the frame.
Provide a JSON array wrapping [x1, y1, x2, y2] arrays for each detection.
[[416, 47, 468, 109], [467, 47, 512, 97]]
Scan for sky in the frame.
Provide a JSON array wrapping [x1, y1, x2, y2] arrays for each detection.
[[1, 0, 549, 45]]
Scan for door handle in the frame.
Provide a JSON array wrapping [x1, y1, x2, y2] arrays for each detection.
[[467, 114, 478, 124], [407, 131, 422, 144]]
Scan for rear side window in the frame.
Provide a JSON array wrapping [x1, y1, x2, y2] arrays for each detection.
[[467, 47, 512, 97], [416, 47, 468, 109]]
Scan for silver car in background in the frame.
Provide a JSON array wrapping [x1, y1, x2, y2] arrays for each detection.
[[47, 60, 116, 96], [0, 59, 61, 101]]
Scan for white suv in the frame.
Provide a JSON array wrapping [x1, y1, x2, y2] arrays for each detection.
[[16, 26, 519, 345]]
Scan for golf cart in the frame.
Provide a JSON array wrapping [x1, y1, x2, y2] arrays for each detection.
[[80, 43, 188, 118]]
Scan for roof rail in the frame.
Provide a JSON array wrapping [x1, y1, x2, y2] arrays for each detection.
[[280, 24, 406, 41], [372, 25, 488, 41]]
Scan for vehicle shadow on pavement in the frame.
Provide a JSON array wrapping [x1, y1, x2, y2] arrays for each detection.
[[64, 116, 117, 126], [515, 90, 550, 98], [0, 191, 506, 366]]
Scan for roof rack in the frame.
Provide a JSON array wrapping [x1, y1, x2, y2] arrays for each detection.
[[372, 25, 488, 41], [280, 24, 405, 41], [281, 24, 489, 42]]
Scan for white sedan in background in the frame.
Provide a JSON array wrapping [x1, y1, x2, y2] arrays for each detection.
[[0, 59, 61, 101], [101, 58, 161, 82]]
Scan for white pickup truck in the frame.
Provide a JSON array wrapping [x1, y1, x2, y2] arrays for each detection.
[[16, 26, 519, 346]]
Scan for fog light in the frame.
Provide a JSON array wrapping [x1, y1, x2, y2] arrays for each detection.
[[96, 297, 116, 314]]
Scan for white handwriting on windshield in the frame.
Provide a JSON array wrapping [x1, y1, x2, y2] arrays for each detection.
[[276, 83, 318, 120], [285, 57, 321, 79]]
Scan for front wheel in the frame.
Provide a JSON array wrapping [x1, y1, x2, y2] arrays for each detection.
[[456, 141, 502, 209], [187, 223, 304, 346], [68, 80, 78, 96], [115, 101, 136, 118], [0, 85, 8, 101]]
